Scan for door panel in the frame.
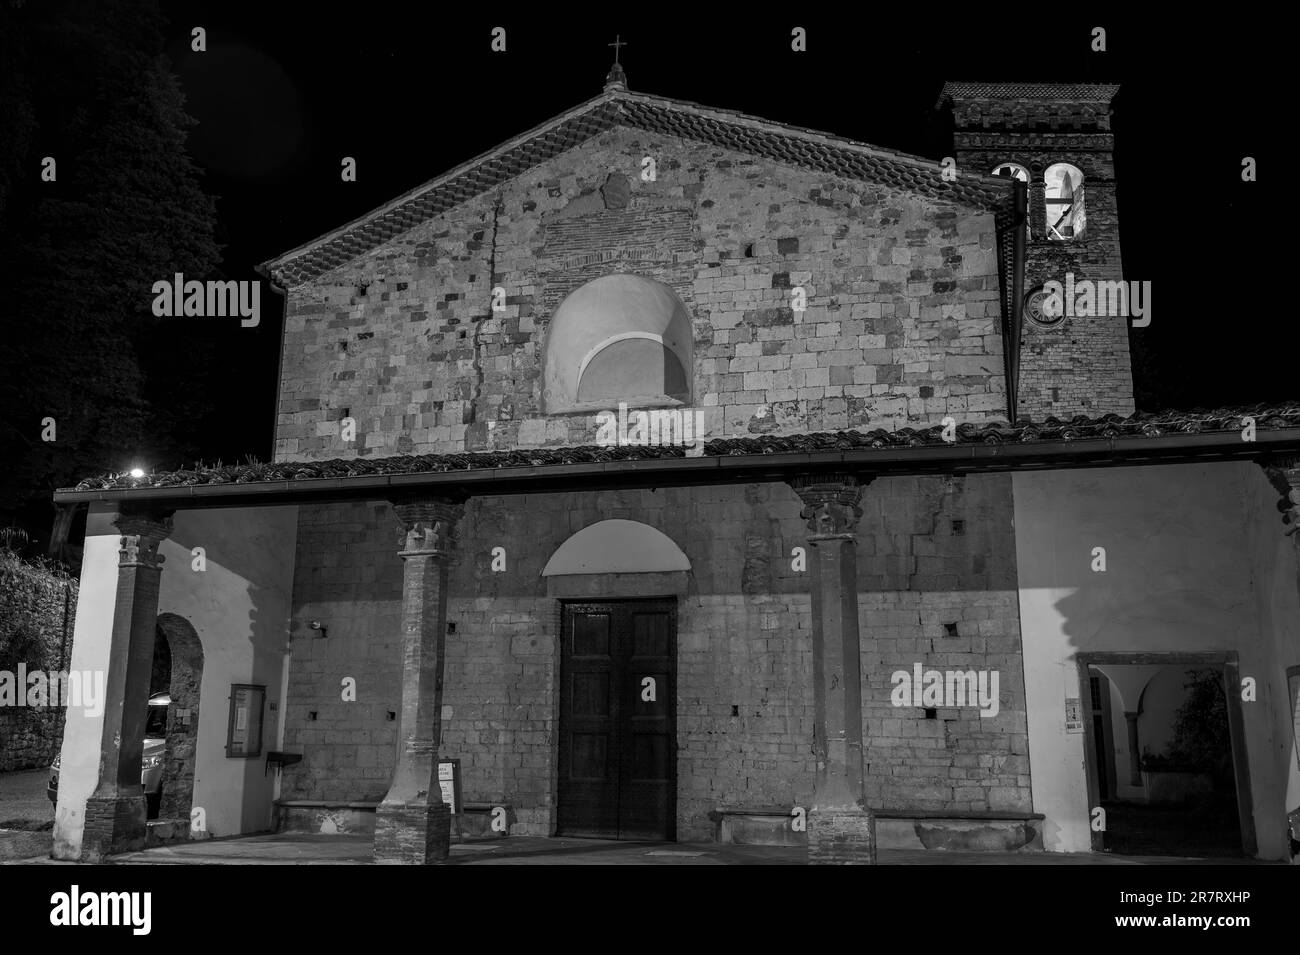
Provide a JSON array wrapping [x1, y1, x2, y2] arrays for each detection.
[[557, 610, 618, 837], [557, 600, 676, 841]]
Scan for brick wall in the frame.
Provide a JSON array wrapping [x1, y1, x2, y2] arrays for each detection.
[[274, 126, 1009, 462], [280, 474, 1028, 838]]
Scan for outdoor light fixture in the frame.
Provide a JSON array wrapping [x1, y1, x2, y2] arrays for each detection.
[[309, 620, 328, 638]]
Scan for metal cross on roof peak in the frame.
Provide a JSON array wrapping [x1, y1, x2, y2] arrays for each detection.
[[608, 35, 627, 65]]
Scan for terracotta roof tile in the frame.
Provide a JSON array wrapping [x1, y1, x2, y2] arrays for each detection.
[[69, 404, 1300, 492]]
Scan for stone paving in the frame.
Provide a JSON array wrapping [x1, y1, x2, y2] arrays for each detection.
[[6, 831, 1277, 865]]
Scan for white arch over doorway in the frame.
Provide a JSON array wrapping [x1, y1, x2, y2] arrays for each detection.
[[542, 519, 690, 576]]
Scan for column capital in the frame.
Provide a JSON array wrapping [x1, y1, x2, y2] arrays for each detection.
[[392, 496, 463, 558], [789, 473, 870, 539], [112, 507, 173, 570], [1259, 457, 1300, 535]]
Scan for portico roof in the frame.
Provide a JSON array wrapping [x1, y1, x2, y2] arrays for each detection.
[[53, 404, 1300, 509]]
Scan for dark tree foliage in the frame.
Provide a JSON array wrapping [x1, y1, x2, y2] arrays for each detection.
[[1142, 669, 1233, 787], [0, 0, 221, 547]]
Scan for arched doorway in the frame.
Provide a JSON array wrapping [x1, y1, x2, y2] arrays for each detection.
[[154, 613, 204, 821], [544, 520, 690, 841]]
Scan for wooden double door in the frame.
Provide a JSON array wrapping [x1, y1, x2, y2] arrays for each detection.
[[557, 599, 676, 841]]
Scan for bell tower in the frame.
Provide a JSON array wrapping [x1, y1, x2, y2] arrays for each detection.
[[938, 82, 1134, 420]]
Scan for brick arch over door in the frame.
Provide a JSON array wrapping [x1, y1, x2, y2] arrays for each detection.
[[155, 612, 204, 821]]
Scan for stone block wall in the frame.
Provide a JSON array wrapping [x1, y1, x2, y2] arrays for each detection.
[[273, 126, 1009, 463], [0, 552, 76, 773], [946, 91, 1134, 420], [279, 502, 404, 801], [280, 473, 1029, 839]]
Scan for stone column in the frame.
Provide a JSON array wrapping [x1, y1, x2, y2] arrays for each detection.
[[790, 473, 875, 864], [374, 497, 462, 864], [1030, 176, 1047, 241], [1123, 712, 1142, 786], [81, 507, 173, 862], [1263, 456, 1300, 541]]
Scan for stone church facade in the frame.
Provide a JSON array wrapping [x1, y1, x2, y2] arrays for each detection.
[[50, 73, 1300, 864]]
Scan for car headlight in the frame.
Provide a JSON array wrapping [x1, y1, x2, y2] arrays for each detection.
[[142, 756, 163, 769]]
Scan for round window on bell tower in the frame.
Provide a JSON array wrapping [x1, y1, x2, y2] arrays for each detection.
[[991, 162, 1029, 183]]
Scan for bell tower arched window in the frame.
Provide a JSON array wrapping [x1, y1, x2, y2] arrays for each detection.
[[991, 162, 1029, 183], [1044, 162, 1086, 240]]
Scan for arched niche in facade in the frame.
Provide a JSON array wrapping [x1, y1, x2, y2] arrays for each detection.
[[542, 274, 693, 413]]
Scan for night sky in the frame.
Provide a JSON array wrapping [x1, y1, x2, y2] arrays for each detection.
[[154, 5, 1277, 464]]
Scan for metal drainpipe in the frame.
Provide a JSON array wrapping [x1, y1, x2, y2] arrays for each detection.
[[59, 579, 71, 672], [1010, 178, 1028, 425], [272, 635, 293, 814]]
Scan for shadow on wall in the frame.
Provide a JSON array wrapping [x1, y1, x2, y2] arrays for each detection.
[[1015, 463, 1297, 857], [164, 512, 294, 838]]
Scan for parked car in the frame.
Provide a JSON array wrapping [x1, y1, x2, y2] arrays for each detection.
[[48, 691, 169, 819]]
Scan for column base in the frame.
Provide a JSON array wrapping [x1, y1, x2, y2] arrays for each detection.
[[374, 800, 451, 864], [808, 808, 877, 865], [81, 792, 148, 862]]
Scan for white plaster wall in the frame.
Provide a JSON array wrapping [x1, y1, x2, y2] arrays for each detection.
[[160, 506, 297, 839], [1244, 465, 1300, 856], [51, 507, 120, 859], [1103, 680, 1144, 800], [1014, 462, 1299, 860], [51, 504, 297, 859]]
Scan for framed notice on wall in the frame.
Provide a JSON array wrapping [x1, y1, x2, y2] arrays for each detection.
[[1064, 699, 1084, 733], [226, 684, 266, 758], [438, 759, 461, 815]]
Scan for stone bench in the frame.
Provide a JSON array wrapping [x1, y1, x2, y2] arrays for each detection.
[[275, 799, 513, 840], [0, 825, 52, 862], [712, 806, 1046, 852], [458, 802, 514, 839], [709, 806, 807, 847], [145, 817, 209, 847], [276, 800, 380, 835]]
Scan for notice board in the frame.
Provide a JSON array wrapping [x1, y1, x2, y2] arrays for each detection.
[[438, 758, 462, 814]]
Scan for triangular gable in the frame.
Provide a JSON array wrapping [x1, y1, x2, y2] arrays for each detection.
[[258, 85, 1019, 289], [257, 82, 1026, 421]]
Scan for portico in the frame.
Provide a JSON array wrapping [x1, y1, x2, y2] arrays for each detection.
[[50, 413, 1300, 863]]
